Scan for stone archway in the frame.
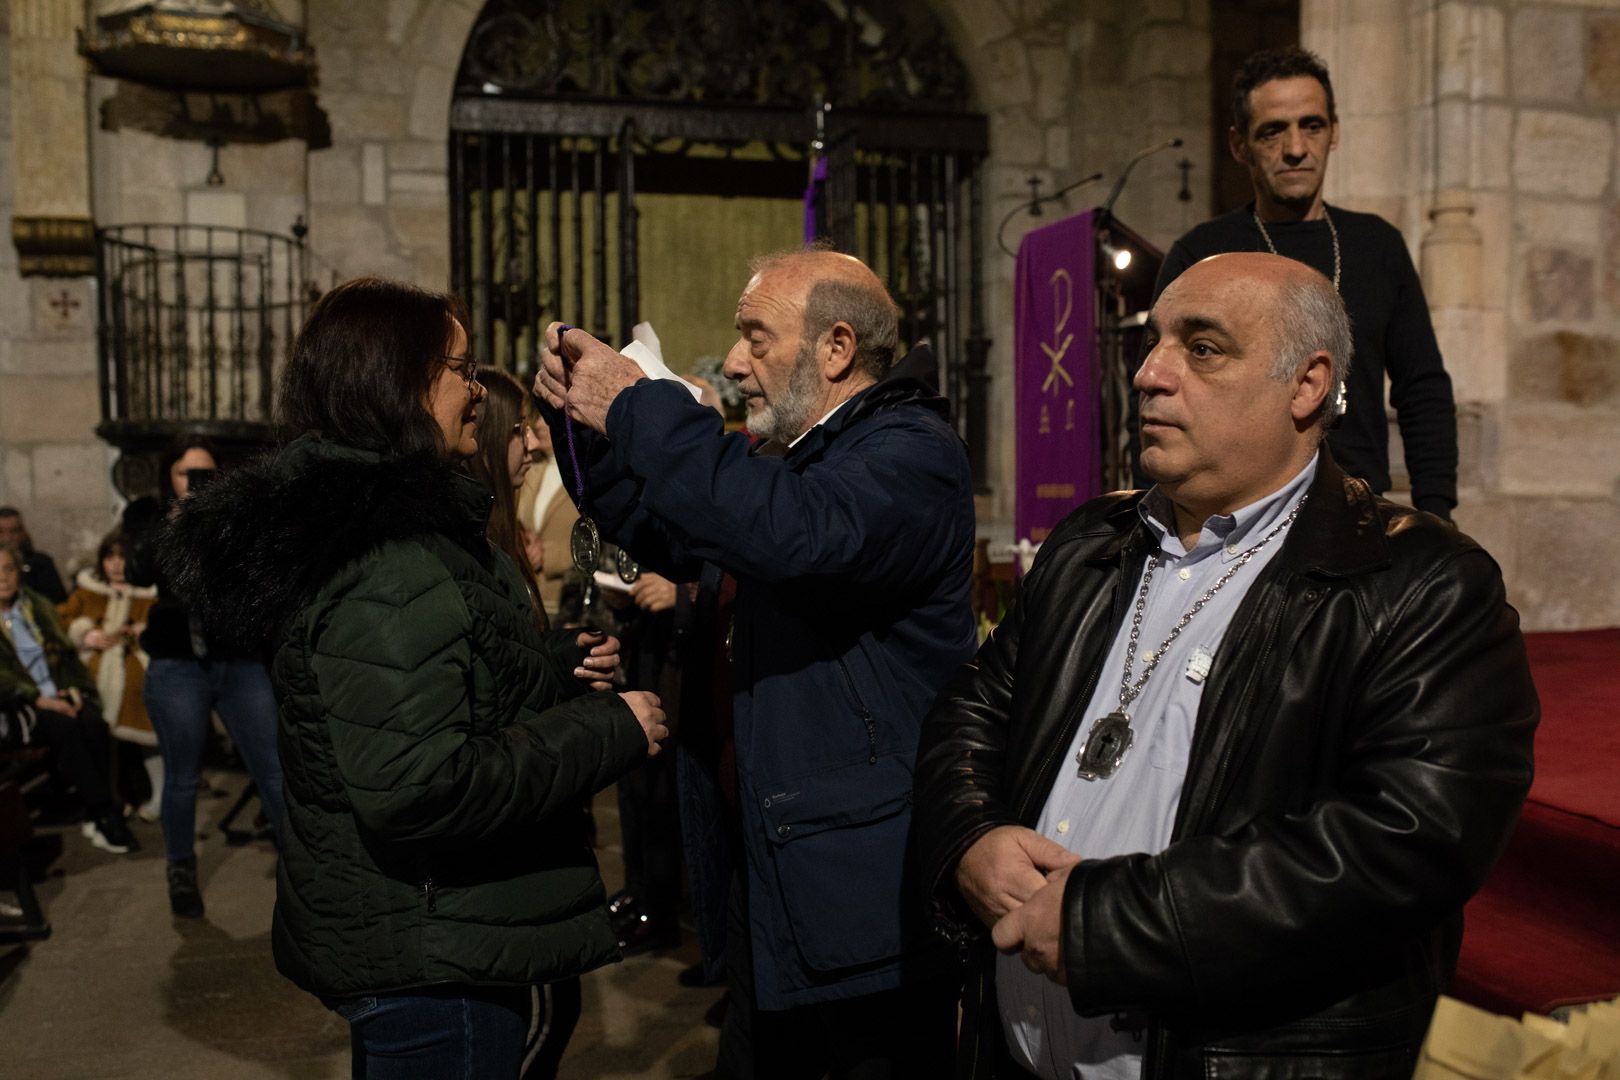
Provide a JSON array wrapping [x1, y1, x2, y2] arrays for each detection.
[[302, 0, 1216, 520]]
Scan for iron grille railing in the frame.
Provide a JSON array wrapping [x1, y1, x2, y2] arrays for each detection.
[[95, 224, 309, 429], [450, 110, 991, 487]]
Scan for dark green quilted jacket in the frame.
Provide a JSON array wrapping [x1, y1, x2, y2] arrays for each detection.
[[164, 435, 647, 997]]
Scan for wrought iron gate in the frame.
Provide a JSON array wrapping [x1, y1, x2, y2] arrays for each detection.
[[449, 0, 990, 484], [450, 123, 639, 376]]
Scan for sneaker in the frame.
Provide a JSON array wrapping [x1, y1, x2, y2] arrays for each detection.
[[83, 815, 139, 854], [136, 800, 160, 823], [167, 858, 205, 919]]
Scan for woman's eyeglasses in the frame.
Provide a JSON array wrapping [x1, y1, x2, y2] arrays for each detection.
[[441, 354, 482, 389]]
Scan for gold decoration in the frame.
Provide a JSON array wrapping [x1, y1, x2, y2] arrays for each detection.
[[11, 216, 96, 277], [79, 1, 314, 93]]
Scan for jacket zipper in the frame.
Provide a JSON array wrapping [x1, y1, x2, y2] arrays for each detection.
[[833, 656, 878, 764], [420, 876, 437, 913]]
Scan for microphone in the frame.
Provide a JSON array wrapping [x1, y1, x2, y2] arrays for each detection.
[[996, 171, 1105, 258], [1099, 137, 1184, 219]]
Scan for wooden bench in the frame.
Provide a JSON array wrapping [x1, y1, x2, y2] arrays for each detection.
[[0, 741, 53, 944]]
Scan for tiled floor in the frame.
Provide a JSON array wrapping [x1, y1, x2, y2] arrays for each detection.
[[0, 780, 721, 1079]]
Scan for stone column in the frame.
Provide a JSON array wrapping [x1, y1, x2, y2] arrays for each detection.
[[1421, 2, 1509, 478], [0, 0, 114, 572], [7, 0, 93, 275]]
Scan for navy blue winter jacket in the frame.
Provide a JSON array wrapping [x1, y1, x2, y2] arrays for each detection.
[[551, 347, 978, 1008]]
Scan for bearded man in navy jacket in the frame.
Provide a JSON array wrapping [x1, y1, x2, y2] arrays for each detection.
[[535, 248, 976, 1079]]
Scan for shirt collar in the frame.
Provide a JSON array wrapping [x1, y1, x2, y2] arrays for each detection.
[[1139, 451, 1320, 560], [787, 397, 857, 450]]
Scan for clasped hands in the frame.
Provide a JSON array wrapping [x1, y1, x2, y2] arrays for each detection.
[[533, 322, 646, 435], [955, 824, 1081, 984]]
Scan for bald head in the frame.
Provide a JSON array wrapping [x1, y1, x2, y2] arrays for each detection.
[[749, 249, 900, 381], [1167, 252, 1352, 425]]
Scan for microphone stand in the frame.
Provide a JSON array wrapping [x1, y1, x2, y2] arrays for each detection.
[[996, 172, 1105, 258], [1094, 138, 1183, 491]]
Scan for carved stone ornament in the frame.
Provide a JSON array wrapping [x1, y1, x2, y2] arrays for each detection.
[[79, 0, 315, 93], [11, 216, 96, 278], [457, 0, 970, 112]]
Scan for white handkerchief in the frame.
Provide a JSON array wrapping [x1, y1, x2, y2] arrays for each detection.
[[592, 570, 634, 595], [619, 322, 704, 402]]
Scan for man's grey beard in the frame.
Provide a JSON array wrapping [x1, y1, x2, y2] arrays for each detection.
[[747, 340, 822, 444]]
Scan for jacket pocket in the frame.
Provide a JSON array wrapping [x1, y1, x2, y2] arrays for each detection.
[[1201, 1043, 1419, 1080], [761, 754, 913, 973]]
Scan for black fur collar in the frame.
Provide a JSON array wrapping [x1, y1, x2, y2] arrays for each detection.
[[162, 435, 493, 654]]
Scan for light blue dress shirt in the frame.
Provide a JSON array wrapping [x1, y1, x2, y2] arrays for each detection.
[[1, 603, 59, 699], [998, 454, 1318, 1080]]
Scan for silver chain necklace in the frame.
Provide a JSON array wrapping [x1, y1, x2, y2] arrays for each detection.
[[1253, 205, 1340, 292], [1075, 493, 1309, 781]]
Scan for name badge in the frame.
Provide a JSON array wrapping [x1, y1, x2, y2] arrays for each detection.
[[1185, 646, 1213, 684]]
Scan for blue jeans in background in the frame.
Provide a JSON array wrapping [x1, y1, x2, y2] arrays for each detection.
[[144, 657, 286, 863], [324, 985, 530, 1079]]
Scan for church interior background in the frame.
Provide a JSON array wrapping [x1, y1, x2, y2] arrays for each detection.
[[3, 0, 1618, 630]]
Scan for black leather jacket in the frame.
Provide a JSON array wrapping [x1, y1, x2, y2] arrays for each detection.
[[916, 457, 1538, 1079]]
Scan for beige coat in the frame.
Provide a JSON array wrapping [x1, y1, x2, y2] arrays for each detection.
[[57, 571, 157, 744], [517, 455, 579, 621]]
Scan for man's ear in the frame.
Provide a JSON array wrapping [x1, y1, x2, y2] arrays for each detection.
[[1328, 117, 1340, 153], [822, 321, 858, 380], [1291, 351, 1334, 427], [1228, 125, 1248, 165]]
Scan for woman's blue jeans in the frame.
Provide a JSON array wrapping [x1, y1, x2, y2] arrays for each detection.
[[324, 985, 530, 1079], [144, 657, 286, 862]]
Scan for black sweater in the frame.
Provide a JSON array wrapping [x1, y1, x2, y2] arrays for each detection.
[[1154, 204, 1458, 516]]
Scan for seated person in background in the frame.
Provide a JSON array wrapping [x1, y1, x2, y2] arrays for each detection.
[[58, 528, 161, 819], [0, 507, 67, 605], [0, 544, 139, 854]]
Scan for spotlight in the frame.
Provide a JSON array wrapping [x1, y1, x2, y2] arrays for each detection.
[[1100, 236, 1132, 272]]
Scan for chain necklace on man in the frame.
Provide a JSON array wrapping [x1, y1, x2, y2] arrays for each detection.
[[1075, 493, 1310, 780], [1254, 205, 1347, 415], [1253, 205, 1340, 291]]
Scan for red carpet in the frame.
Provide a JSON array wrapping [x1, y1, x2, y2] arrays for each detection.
[[1519, 629, 1620, 827], [1453, 629, 1620, 1015]]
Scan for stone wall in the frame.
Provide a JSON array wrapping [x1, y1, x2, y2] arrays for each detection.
[[1307, 0, 1620, 630], [3, 0, 1615, 626], [936, 0, 1216, 525]]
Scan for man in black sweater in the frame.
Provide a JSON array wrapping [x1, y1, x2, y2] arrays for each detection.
[[1153, 46, 1458, 518]]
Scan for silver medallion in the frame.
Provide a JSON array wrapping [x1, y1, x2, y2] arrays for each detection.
[[570, 516, 601, 574], [616, 549, 640, 585], [1076, 711, 1134, 781]]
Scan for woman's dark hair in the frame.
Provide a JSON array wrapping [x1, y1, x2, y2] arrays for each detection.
[[159, 434, 219, 503], [466, 368, 548, 630], [277, 277, 469, 456], [93, 528, 124, 583]]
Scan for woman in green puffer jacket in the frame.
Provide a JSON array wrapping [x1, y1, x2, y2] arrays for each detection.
[[164, 277, 668, 1078]]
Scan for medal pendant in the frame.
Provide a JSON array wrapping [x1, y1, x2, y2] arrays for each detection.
[[616, 549, 641, 585], [1076, 711, 1134, 780], [570, 516, 602, 574]]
